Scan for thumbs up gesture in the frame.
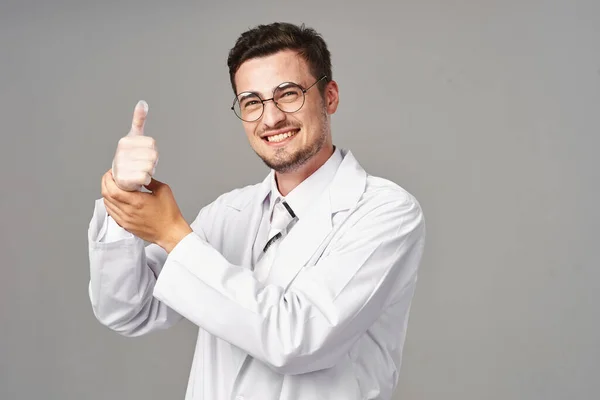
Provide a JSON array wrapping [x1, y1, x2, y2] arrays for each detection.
[[111, 100, 159, 191]]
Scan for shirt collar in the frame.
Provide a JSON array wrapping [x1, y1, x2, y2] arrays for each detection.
[[267, 146, 343, 220]]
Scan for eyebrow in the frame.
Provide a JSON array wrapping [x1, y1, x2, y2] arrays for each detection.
[[237, 92, 257, 100], [237, 80, 304, 97]]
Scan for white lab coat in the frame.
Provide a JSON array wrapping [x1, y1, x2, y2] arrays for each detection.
[[87, 148, 426, 400]]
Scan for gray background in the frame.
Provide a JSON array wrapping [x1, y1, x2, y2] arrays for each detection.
[[1, 0, 598, 399]]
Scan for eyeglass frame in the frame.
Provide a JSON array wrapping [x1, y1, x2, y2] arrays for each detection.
[[230, 75, 328, 122]]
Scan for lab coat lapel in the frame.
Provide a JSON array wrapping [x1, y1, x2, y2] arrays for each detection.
[[225, 174, 271, 379], [267, 149, 367, 290], [223, 174, 271, 269]]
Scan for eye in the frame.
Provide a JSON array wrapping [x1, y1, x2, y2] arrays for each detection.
[[243, 100, 259, 108]]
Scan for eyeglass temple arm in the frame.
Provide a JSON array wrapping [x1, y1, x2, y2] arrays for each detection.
[[303, 75, 328, 93]]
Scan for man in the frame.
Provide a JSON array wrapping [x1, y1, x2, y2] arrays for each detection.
[[88, 22, 426, 400]]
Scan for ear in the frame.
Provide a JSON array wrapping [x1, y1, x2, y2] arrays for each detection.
[[324, 79, 339, 114]]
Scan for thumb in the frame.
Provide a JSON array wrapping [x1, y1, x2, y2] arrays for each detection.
[[128, 100, 149, 136], [144, 177, 163, 192]]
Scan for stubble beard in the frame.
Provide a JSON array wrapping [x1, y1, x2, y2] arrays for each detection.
[[257, 107, 329, 173]]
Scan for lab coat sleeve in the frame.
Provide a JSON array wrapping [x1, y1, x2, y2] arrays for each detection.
[[98, 213, 133, 242], [152, 193, 426, 375], [87, 198, 186, 336]]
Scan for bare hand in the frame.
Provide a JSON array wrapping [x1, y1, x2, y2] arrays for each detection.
[[101, 169, 193, 252]]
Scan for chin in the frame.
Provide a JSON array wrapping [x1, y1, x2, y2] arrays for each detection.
[[262, 146, 319, 173], [261, 155, 297, 173]]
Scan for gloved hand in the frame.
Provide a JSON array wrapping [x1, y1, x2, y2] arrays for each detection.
[[111, 100, 159, 192]]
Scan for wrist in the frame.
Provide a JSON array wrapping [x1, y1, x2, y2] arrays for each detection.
[[160, 219, 193, 253]]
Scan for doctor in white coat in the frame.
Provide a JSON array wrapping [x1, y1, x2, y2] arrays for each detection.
[[88, 22, 426, 400]]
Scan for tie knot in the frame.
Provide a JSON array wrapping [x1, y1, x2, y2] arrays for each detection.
[[270, 199, 294, 232]]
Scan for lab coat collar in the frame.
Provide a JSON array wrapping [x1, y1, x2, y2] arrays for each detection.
[[224, 147, 366, 216], [327, 148, 367, 214], [224, 173, 272, 212]]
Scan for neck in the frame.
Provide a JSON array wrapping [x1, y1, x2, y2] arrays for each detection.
[[275, 143, 334, 196]]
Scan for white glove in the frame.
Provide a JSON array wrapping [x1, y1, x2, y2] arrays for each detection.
[[111, 100, 159, 192]]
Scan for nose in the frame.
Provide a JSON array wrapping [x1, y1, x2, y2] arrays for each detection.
[[261, 100, 286, 128]]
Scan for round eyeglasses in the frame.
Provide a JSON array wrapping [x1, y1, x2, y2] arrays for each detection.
[[231, 75, 327, 122]]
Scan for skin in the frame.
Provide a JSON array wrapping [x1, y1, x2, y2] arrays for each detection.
[[235, 49, 339, 195], [102, 49, 339, 253]]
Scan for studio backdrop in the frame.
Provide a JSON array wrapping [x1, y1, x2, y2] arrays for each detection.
[[1, 1, 598, 399]]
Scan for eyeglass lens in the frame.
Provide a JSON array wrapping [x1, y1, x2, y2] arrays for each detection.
[[233, 83, 305, 122]]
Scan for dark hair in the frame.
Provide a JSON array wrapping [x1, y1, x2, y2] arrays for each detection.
[[227, 22, 332, 96]]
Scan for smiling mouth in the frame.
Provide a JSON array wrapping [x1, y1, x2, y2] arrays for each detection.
[[264, 129, 299, 143]]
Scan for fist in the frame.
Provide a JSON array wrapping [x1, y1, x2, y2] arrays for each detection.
[[111, 100, 159, 191]]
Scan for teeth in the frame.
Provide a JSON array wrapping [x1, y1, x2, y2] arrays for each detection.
[[266, 130, 297, 143]]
